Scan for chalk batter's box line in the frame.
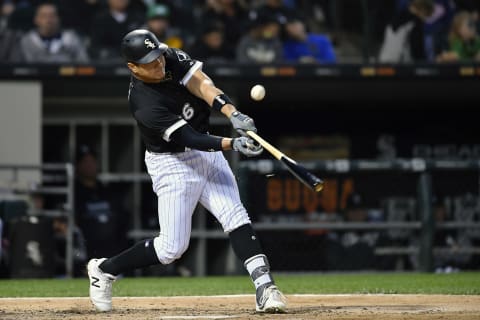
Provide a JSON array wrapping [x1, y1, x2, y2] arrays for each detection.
[[0, 294, 410, 300]]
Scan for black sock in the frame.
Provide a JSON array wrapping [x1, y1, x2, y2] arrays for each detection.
[[99, 239, 159, 276], [229, 223, 263, 262]]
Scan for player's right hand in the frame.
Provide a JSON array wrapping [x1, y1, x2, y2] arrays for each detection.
[[232, 137, 263, 157]]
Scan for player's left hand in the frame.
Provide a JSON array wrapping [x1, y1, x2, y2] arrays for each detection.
[[230, 111, 257, 136]]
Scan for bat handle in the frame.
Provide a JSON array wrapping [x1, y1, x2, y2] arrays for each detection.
[[246, 131, 283, 160]]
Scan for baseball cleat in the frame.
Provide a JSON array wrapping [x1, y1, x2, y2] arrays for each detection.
[[87, 258, 116, 312], [256, 285, 287, 313]]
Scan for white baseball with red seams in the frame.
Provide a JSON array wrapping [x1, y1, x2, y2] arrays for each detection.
[[250, 85, 266, 101]]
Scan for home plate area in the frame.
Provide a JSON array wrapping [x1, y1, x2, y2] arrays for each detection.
[[0, 294, 479, 320]]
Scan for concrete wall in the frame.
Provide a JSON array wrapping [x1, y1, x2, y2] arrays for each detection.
[[0, 81, 42, 187]]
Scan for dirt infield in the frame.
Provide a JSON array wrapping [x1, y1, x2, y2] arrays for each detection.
[[0, 295, 479, 320]]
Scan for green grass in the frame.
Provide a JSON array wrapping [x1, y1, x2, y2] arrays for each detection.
[[0, 273, 479, 297]]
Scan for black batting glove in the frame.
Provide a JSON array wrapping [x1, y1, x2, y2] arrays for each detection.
[[231, 137, 263, 157], [229, 111, 257, 137]]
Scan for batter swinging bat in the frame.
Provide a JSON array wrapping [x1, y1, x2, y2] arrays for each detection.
[[246, 131, 324, 192]]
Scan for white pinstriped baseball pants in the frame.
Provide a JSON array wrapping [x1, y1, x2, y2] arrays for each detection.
[[145, 149, 251, 264]]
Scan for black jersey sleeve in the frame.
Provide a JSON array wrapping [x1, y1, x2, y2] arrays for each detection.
[[170, 124, 223, 151], [166, 48, 204, 86], [130, 86, 188, 142], [134, 106, 187, 142]]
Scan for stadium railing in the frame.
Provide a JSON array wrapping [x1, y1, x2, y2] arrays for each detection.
[[128, 159, 480, 275], [0, 164, 75, 277]]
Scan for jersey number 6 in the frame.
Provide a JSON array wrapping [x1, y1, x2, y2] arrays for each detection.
[[182, 103, 194, 120]]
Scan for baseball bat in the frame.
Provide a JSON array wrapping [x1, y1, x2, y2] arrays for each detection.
[[246, 131, 324, 193]]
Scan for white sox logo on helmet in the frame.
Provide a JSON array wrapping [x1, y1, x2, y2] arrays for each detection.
[[144, 39, 156, 49]]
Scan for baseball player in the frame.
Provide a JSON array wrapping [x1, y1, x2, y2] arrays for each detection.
[[87, 29, 286, 313]]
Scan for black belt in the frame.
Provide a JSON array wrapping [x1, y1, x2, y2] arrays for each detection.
[[147, 147, 192, 154]]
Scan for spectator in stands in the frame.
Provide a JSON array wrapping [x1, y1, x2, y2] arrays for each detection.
[[308, 0, 337, 31], [386, 0, 455, 60], [139, 1, 195, 42], [166, 0, 196, 39], [454, 0, 480, 33], [0, 0, 19, 60], [236, 9, 283, 63], [202, 0, 247, 55], [421, 0, 456, 60], [12, 2, 89, 63], [4, 0, 38, 31], [74, 145, 125, 260], [90, 0, 143, 61], [0, 0, 14, 31], [437, 11, 480, 62], [378, 0, 435, 63], [145, 3, 183, 49], [0, 29, 18, 62], [258, 0, 292, 25], [56, 0, 100, 36], [188, 20, 233, 62], [283, 13, 336, 64]]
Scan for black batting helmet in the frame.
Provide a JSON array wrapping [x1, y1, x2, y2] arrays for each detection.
[[121, 29, 168, 64]]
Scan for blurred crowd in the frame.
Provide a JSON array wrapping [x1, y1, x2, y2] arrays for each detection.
[[0, 0, 479, 65], [0, 0, 337, 64], [379, 0, 480, 63]]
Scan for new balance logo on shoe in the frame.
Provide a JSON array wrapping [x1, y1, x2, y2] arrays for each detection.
[[91, 276, 100, 288], [88, 258, 114, 312]]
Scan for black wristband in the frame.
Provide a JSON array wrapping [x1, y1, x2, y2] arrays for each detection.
[[212, 93, 233, 111]]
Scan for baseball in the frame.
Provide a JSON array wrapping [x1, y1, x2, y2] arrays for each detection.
[[250, 84, 266, 101]]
